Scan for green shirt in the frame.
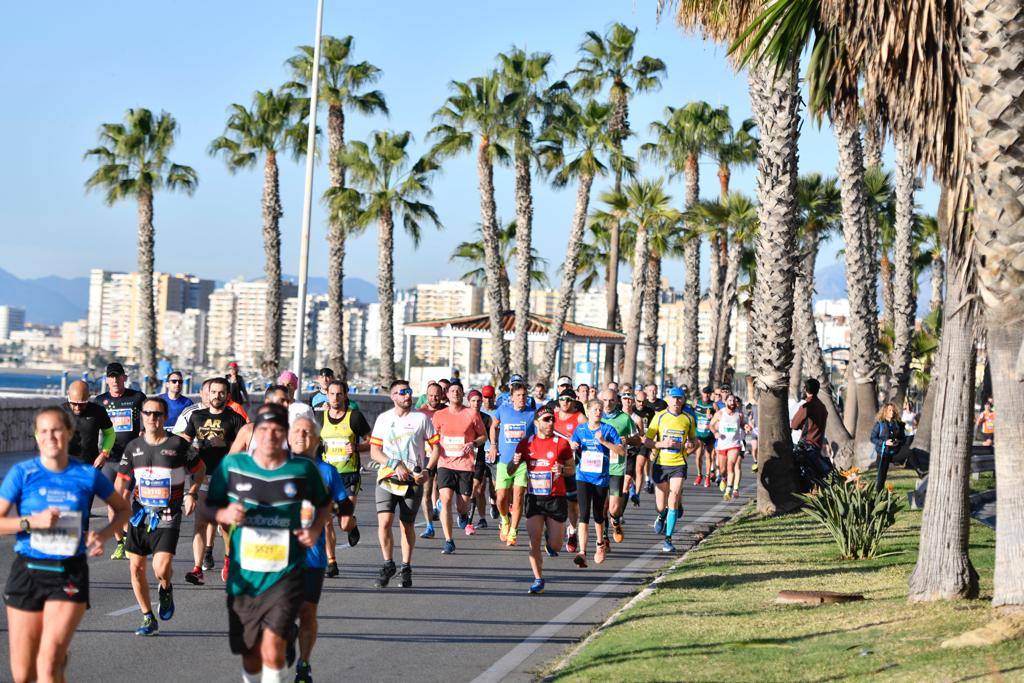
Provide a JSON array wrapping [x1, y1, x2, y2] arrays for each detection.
[[207, 453, 329, 597], [694, 400, 716, 438], [601, 411, 637, 476]]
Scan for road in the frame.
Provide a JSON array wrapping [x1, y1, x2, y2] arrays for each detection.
[[0, 458, 752, 682]]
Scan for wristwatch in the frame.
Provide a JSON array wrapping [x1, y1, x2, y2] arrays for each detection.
[[19, 517, 30, 533]]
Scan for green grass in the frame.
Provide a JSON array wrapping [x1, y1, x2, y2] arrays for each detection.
[[970, 471, 996, 495], [552, 469, 1021, 682]]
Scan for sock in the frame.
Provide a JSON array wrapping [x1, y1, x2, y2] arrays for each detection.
[[401, 562, 411, 570], [658, 509, 667, 520], [666, 509, 678, 537], [612, 516, 621, 525], [242, 669, 260, 683], [261, 664, 286, 683], [500, 513, 510, 526]]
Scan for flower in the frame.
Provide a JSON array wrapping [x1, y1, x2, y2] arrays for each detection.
[[886, 483, 894, 493]]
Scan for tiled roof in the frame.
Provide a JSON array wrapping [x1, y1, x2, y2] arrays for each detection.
[[406, 310, 624, 341]]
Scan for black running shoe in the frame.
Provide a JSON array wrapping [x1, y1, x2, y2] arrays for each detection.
[[201, 547, 215, 571], [347, 525, 361, 547], [295, 661, 313, 683], [326, 561, 339, 578], [399, 564, 413, 588], [375, 561, 397, 588]]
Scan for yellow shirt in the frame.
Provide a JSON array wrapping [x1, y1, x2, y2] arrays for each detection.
[[320, 410, 359, 474], [645, 410, 696, 467]]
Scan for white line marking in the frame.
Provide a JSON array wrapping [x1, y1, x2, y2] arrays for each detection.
[[107, 604, 141, 616]]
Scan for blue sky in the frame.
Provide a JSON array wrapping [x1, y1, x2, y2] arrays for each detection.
[[0, 1, 937, 289]]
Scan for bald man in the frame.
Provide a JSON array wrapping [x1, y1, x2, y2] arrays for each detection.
[[62, 379, 115, 465]]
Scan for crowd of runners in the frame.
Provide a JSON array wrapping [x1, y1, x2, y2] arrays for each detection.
[[0, 362, 759, 683]]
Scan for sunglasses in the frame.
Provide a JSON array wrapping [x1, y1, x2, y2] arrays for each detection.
[[538, 415, 554, 422], [167, 379, 182, 384], [68, 400, 89, 407], [395, 388, 413, 396], [142, 410, 165, 417]]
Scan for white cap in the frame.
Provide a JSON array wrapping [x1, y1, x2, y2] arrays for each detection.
[[557, 375, 573, 387]]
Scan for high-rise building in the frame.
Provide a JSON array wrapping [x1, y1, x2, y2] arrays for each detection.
[[315, 297, 369, 374], [161, 309, 207, 371], [281, 294, 322, 372], [203, 279, 299, 372], [0, 305, 26, 340], [365, 290, 415, 366], [412, 280, 482, 372]]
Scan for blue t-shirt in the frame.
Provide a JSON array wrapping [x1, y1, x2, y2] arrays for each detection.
[[493, 403, 537, 464], [0, 457, 115, 559], [311, 392, 328, 409], [158, 394, 194, 426], [570, 422, 621, 487], [306, 460, 349, 569]]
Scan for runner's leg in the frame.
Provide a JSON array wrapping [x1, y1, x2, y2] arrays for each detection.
[[377, 511, 395, 563], [526, 514, 546, 579], [6, 606, 43, 683], [36, 601, 86, 683], [439, 486, 455, 542], [128, 552, 152, 614]]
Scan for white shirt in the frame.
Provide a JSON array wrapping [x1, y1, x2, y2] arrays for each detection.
[[172, 403, 203, 435], [370, 408, 438, 471]]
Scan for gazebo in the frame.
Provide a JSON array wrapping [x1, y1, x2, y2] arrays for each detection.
[[402, 311, 625, 384]]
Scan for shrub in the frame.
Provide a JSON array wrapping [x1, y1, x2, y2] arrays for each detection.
[[795, 468, 903, 559]]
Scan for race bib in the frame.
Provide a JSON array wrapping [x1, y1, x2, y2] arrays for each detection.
[[580, 450, 605, 474], [442, 435, 466, 458], [697, 415, 710, 430], [138, 470, 172, 508], [29, 511, 81, 558], [239, 527, 289, 572], [504, 423, 526, 441], [109, 408, 134, 433], [324, 438, 353, 466], [722, 423, 738, 435], [527, 470, 552, 495], [664, 430, 685, 452]]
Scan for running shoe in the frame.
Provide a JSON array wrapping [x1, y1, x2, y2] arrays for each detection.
[[433, 500, 442, 519], [662, 538, 676, 553], [703, 477, 710, 488], [157, 586, 174, 621], [630, 493, 641, 507], [441, 539, 456, 554], [465, 522, 477, 536], [751, 461, 759, 473], [420, 524, 435, 539], [612, 522, 624, 544], [506, 529, 518, 546], [573, 553, 588, 568], [566, 532, 579, 554], [490, 503, 499, 519], [221, 556, 230, 582], [499, 518, 509, 542], [295, 661, 313, 683], [202, 547, 215, 571], [135, 613, 158, 636], [528, 578, 545, 594], [375, 561, 396, 588], [399, 564, 413, 588], [731, 488, 740, 500], [326, 561, 339, 578], [110, 540, 127, 561], [477, 518, 488, 529], [545, 544, 559, 558], [595, 542, 607, 565], [645, 480, 655, 494], [694, 475, 703, 487], [654, 515, 665, 536], [348, 525, 361, 547], [719, 479, 727, 492], [184, 567, 204, 586], [457, 514, 468, 530]]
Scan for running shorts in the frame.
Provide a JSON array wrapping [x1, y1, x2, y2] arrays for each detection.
[[625, 453, 638, 478], [4, 554, 90, 611], [437, 467, 473, 496], [375, 482, 423, 524], [100, 459, 122, 486], [652, 463, 687, 484], [576, 481, 608, 524], [564, 474, 578, 501], [340, 472, 362, 498], [473, 459, 493, 482], [717, 447, 742, 459], [495, 461, 527, 490], [700, 434, 716, 449], [125, 524, 180, 557], [524, 494, 568, 522], [334, 497, 355, 518], [303, 568, 325, 605], [608, 475, 625, 498], [227, 568, 303, 654]]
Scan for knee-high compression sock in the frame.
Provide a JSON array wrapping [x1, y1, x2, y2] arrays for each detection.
[[666, 508, 678, 538], [261, 665, 286, 683]]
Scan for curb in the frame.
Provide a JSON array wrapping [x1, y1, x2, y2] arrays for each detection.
[[969, 489, 995, 509]]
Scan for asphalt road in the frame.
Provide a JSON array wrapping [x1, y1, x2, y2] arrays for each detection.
[[0, 458, 752, 682]]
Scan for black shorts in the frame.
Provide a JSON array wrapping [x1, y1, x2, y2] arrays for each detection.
[[335, 498, 355, 517], [473, 459, 493, 482], [375, 483, 423, 523], [625, 453, 638, 476], [227, 568, 303, 655], [524, 494, 568, 523], [4, 554, 90, 611], [125, 524, 180, 556], [339, 472, 362, 498], [564, 474, 578, 501], [700, 434, 716, 450], [100, 459, 122, 486], [576, 481, 608, 524], [303, 568, 325, 605], [608, 475, 625, 498], [437, 467, 473, 496], [653, 463, 687, 484]]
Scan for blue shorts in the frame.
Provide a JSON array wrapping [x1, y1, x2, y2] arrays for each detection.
[[340, 472, 362, 498]]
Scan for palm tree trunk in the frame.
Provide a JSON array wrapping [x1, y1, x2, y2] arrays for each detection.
[[262, 151, 283, 378], [890, 131, 917, 408], [622, 222, 650, 388], [605, 95, 629, 382], [747, 56, 802, 515], [707, 231, 723, 384], [326, 103, 348, 380], [477, 139, 509, 383], [714, 240, 743, 386], [500, 271, 511, 313], [642, 253, 662, 386], [136, 190, 157, 392], [377, 205, 396, 387], [880, 254, 895, 332], [930, 253, 945, 315], [541, 174, 594, 384], [681, 153, 701, 392], [834, 115, 881, 468], [511, 150, 533, 377], [862, 120, 883, 170]]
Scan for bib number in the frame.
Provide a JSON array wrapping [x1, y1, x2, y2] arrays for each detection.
[[324, 438, 353, 467], [527, 470, 552, 495], [29, 511, 81, 558], [504, 423, 526, 442], [442, 436, 466, 458], [138, 476, 171, 508], [239, 527, 289, 572], [109, 408, 134, 433], [580, 450, 605, 474]]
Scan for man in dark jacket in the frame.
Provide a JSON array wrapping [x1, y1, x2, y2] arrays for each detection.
[[790, 379, 828, 453]]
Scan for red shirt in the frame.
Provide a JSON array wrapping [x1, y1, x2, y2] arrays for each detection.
[[515, 434, 573, 497], [432, 406, 486, 472], [554, 410, 585, 440]]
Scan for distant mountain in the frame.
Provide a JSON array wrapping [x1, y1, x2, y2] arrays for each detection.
[[283, 275, 378, 304], [0, 268, 88, 325]]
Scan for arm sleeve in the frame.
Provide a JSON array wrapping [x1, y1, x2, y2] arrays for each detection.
[[0, 465, 23, 505], [92, 467, 115, 499], [100, 427, 116, 453]]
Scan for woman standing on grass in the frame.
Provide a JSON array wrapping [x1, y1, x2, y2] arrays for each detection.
[[871, 403, 907, 491]]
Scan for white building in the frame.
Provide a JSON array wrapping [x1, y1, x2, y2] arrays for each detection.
[[814, 299, 851, 350], [0, 306, 26, 340], [315, 297, 369, 373], [161, 309, 207, 371], [366, 290, 415, 366], [203, 279, 299, 372]]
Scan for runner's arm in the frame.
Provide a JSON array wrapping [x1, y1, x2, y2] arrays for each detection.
[[369, 441, 388, 467], [424, 441, 442, 471], [99, 427, 115, 455]]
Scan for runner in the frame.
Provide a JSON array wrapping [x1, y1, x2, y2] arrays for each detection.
[[95, 362, 147, 560], [619, 388, 646, 507], [63, 379, 114, 465], [569, 399, 622, 567], [496, 374, 537, 410], [369, 379, 442, 589], [417, 382, 446, 539], [693, 387, 717, 489], [225, 361, 249, 405], [228, 384, 291, 453], [488, 383, 536, 547], [599, 389, 639, 543], [709, 394, 745, 500], [508, 406, 572, 594], [431, 381, 487, 554], [531, 383, 548, 406], [173, 378, 211, 435], [179, 377, 248, 585], [633, 389, 655, 495], [316, 380, 370, 577], [116, 397, 204, 636], [976, 398, 995, 447], [288, 415, 352, 683], [203, 403, 332, 683], [643, 387, 697, 553], [157, 370, 193, 426], [480, 385, 500, 520], [553, 388, 586, 554], [309, 368, 334, 409], [745, 401, 760, 472], [0, 407, 130, 683], [466, 389, 494, 530], [643, 383, 669, 413], [545, 376, 585, 413]]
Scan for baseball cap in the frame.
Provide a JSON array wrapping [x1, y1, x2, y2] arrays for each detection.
[[448, 378, 463, 387], [277, 371, 299, 388], [667, 387, 686, 398], [556, 375, 572, 387], [509, 374, 526, 386], [467, 389, 482, 400], [105, 362, 126, 377], [228, 361, 239, 368], [481, 385, 496, 398], [702, 385, 713, 394], [558, 388, 577, 400], [535, 405, 555, 418]]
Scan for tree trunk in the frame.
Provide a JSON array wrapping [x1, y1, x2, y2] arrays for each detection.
[[540, 174, 594, 384], [642, 253, 662, 386], [681, 153, 701, 392], [262, 151, 283, 379], [834, 115, 880, 468], [908, 241, 979, 601], [377, 206, 396, 388], [511, 150, 533, 378], [136, 190, 157, 392], [707, 231, 723, 384], [747, 56, 802, 515], [789, 297, 804, 397], [604, 95, 629, 383], [622, 222, 650, 388], [862, 119, 883, 170], [890, 131, 917, 408], [326, 103, 348, 380], [499, 270, 511, 314], [477, 139, 509, 383], [930, 253, 945, 315], [880, 253, 895, 332], [843, 371, 859, 435], [713, 240, 743, 386]]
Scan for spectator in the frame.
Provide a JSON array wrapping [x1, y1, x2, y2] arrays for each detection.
[[790, 378, 828, 454], [871, 402, 906, 491], [225, 361, 248, 404]]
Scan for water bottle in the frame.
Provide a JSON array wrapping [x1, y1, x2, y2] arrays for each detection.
[[300, 500, 314, 529]]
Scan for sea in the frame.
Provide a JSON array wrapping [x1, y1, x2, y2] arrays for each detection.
[[0, 370, 99, 396]]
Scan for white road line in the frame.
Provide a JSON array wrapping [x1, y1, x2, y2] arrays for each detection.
[[107, 604, 142, 616], [471, 494, 745, 683]]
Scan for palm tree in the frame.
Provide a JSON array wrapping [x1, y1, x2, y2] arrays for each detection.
[[331, 131, 441, 387], [285, 35, 388, 381], [84, 109, 198, 390], [592, 180, 677, 387], [890, 132, 918, 408], [570, 23, 666, 382], [915, 214, 943, 316], [536, 99, 622, 384], [430, 74, 512, 383], [641, 102, 721, 391], [450, 219, 550, 311]]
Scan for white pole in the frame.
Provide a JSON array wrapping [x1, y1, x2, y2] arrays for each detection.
[[291, 0, 325, 390]]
